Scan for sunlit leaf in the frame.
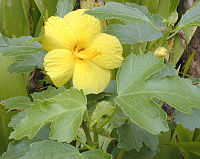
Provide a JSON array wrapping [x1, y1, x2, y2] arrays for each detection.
[[115, 53, 200, 135], [10, 88, 87, 143], [169, 0, 180, 14], [5, 96, 31, 110], [31, 86, 65, 100]]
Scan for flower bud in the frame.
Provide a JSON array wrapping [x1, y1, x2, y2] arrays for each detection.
[[154, 47, 168, 58]]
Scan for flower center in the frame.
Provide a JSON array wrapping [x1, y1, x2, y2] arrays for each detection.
[[73, 45, 101, 60]]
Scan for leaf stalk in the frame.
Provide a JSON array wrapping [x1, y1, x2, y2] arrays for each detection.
[[75, 136, 94, 150]]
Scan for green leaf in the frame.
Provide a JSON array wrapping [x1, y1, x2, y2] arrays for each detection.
[[153, 63, 177, 77], [5, 140, 112, 159], [33, 0, 46, 17], [124, 146, 158, 159], [0, 35, 46, 73], [7, 51, 46, 73], [0, 36, 44, 57], [56, 0, 76, 17], [0, 139, 33, 159], [90, 101, 115, 126], [86, 93, 110, 115], [105, 15, 164, 44], [9, 111, 27, 128], [0, 107, 16, 156], [21, 141, 79, 159], [110, 108, 127, 128], [176, 124, 193, 142], [0, 0, 31, 37], [179, 2, 200, 28], [174, 108, 200, 131], [115, 53, 200, 135], [0, 54, 28, 154], [171, 142, 200, 156], [86, 2, 150, 23], [126, 2, 150, 17], [81, 150, 112, 159], [31, 86, 65, 100], [152, 131, 171, 159], [171, 26, 196, 65], [169, 0, 180, 14], [10, 88, 87, 143], [117, 120, 159, 151], [5, 96, 31, 110]]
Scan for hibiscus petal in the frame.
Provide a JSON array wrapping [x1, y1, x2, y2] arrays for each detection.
[[42, 16, 76, 52], [88, 33, 123, 69], [73, 60, 110, 94], [63, 9, 101, 50], [44, 49, 75, 87]]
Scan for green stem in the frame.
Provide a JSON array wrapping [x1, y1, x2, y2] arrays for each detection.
[[82, 121, 93, 145], [138, 43, 143, 54], [148, 21, 162, 32], [93, 124, 99, 149], [158, 27, 172, 47], [116, 149, 126, 159], [99, 105, 118, 130], [85, 109, 91, 124], [75, 137, 93, 150], [167, 27, 180, 40]]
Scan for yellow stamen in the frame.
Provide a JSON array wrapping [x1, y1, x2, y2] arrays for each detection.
[[74, 48, 102, 60]]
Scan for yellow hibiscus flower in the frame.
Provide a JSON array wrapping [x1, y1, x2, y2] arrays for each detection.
[[42, 9, 123, 94]]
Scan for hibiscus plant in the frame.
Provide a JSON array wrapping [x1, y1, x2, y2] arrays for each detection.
[[1, 0, 200, 159]]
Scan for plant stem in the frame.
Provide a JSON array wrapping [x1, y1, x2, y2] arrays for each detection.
[[99, 105, 118, 130], [116, 149, 126, 159], [75, 136, 93, 150], [93, 124, 99, 149], [167, 27, 180, 40], [82, 121, 93, 145], [85, 109, 91, 124], [138, 43, 143, 54], [158, 27, 172, 47], [148, 21, 162, 32]]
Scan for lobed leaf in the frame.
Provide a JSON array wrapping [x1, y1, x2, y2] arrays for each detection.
[[0, 139, 33, 159], [31, 86, 65, 100], [0, 35, 46, 73], [115, 53, 200, 135], [1, 140, 112, 159], [10, 88, 87, 143], [0, 36, 44, 57], [81, 149, 112, 159], [5, 96, 31, 111], [117, 121, 159, 151], [20, 140, 79, 159], [7, 51, 46, 73]]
